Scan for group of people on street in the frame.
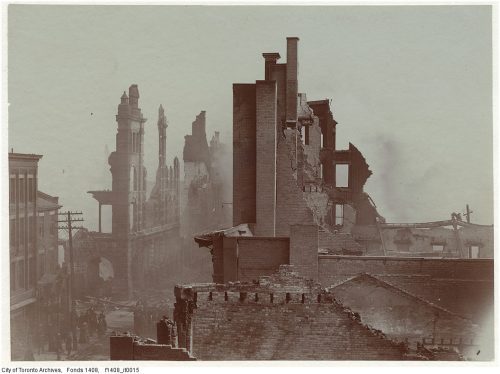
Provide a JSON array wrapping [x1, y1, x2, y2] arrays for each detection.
[[77, 307, 108, 344], [27, 304, 108, 360]]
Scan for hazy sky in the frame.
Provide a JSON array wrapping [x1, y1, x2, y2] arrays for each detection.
[[7, 5, 493, 229]]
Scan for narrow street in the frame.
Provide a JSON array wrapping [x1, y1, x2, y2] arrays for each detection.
[[33, 300, 134, 361]]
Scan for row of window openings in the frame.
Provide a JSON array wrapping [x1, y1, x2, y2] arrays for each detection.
[[297, 127, 349, 188], [300, 125, 325, 148], [10, 258, 36, 291], [301, 126, 337, 150], [319, 164, 349, 188], [397, 243, 480, 258], [11, 254, 52, 292], [9, 217, 55, 247], [432, 244, 480, 258], [9, 176, 36, 204]]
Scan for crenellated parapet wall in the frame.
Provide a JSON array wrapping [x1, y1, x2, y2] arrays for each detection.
[[173, 265, 409, 360]]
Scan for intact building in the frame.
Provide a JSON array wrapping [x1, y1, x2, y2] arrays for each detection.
[[9, 152, 62, 360]]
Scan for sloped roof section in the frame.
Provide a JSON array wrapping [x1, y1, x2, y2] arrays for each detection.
[[37, 190, 61, 212]]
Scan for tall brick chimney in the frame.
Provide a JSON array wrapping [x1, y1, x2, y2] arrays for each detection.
[[255, 80, 278, 237], [286, 37, 299, 126], [262, 53, 281, 81]]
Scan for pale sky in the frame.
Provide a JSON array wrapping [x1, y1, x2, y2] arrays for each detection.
[[7, 5, 493, 229]]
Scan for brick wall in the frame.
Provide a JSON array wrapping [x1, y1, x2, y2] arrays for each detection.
[[232, 84, 257, 226], [285, 37, 298, 124], [290, 224, 318, 281], [178, 277, 405, 361], [223, 237, 238, 282], [255, 80, 277, 236], [275, 132, 315, 237], [318, 255, 494, 287], [191, 301, 403, 360], [236, 237, 289, 282], [270, 63, 287, 123]]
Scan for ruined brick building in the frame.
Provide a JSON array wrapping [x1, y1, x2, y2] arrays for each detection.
[[174, 37, 494, 360], [181, 110, 231, 238], [74, 85, 181, 298]]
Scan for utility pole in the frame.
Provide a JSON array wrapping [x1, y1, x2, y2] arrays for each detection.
[[464, 204, 473, 224], [463, 204, 473, 258], [57, 211, 84, 349], [58, 211, 84, 304]]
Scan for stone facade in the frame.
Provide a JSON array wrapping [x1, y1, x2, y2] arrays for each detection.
[[80, 85, 182, 298]]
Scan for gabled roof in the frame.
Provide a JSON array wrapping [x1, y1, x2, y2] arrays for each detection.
[[328, 272, 470, 320]]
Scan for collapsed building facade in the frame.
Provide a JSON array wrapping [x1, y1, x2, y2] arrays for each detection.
[[73, 85, 181, 298], [181, 110, 231, 239], [172, 38, 495, 360]]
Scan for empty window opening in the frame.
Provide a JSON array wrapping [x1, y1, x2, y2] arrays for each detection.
[[432, 244, 444, 252], [9, 177, 16, 202], [129, 203, 136, 230], [100, 205, 112, 233], [18, 260, 25, 289], [19, 217, 25, 247], [335, 204, 344, 226], [28, 178, 34, 202], [239, 292, 247, 302], [320, 164, 323, 179], [397, 243, 411, 252], [19, 177, 25, 204], [469, 246, 480, 259], [10, 219, 16, 247], [321, 132, 324, 148], [10, 262, 16, 291], [336, 164, 349, 187], [304, 125, 310, 145]]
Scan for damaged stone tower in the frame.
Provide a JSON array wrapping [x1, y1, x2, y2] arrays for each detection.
[[87, 85, 181, 297]]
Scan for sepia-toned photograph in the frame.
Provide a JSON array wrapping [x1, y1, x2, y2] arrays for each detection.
[[2, 2, 495, 364]]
